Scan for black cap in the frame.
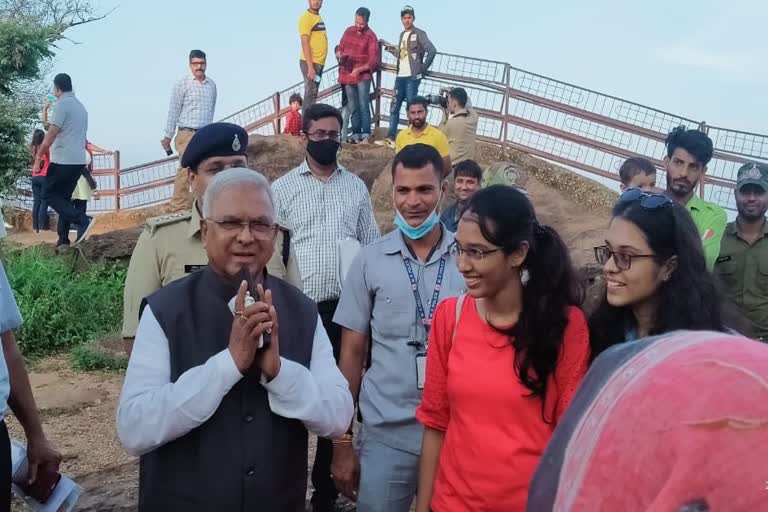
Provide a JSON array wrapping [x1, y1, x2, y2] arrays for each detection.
[[181, 122, 248, 170], [401, 4, 415, 16], [736, 162, 768, 192]]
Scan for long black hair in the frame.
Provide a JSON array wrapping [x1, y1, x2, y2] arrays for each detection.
[[465, 185, 582, 422], [588, 198, 725, 360]]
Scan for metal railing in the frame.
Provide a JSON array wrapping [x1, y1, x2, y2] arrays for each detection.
[[9, 151, 121, 213], [13, 48, 766, 213]]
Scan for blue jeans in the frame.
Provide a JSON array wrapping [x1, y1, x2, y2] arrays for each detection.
[[344, 80, 372, 140], [31, 176, 49, 231], [387, 77, 422, 140]]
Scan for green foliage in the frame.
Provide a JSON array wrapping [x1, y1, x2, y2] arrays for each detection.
[[4, 246, 127, 357], [0, 18, 59, 94], [0, 95, 35, 195], [0, 0, 105, 196], [71, 342, 128, 372]]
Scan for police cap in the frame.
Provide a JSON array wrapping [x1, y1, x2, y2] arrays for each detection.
[[181, 122, 248, 171]]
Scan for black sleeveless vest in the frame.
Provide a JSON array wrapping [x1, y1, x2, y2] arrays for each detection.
[[139, 266, 317, 512]]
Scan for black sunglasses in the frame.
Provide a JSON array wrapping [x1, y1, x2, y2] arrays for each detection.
[[619, 188, 672, 210]]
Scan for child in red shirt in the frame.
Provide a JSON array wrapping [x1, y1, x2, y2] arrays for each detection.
[[284, 93, 303, 137], [416, 185, 591, 512]]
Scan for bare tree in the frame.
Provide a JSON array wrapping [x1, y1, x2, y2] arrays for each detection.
[[0, 0, 113, 29]]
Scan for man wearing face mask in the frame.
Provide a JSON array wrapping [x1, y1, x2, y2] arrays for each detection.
[[331, 144, 464, 512], [271, 103, 380, 512]]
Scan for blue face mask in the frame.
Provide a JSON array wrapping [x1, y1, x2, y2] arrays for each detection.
[[393, 198, 442, 240]]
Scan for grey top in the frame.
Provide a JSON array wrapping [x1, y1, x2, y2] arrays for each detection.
[[49, 92, 88, 165], [333, 227, 465, 454]]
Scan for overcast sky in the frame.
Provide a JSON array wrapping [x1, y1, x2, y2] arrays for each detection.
[[49, 0, 767, 167]]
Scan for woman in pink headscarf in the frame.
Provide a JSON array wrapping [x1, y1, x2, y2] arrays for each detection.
[[527, 330, 768, 512]]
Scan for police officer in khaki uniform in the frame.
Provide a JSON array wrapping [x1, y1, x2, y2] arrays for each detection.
[[122, 123, 301, 353], [716, 162, 768, 342]]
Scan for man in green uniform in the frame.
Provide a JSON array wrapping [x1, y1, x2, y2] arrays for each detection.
[[716, 162, 768, 341], [663, 126, 727, 271], [122, 123, 301, 353]]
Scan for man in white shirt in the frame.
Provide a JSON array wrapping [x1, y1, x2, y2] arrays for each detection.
[[117, 168, 353, 511], [162, 49, 217, 212]]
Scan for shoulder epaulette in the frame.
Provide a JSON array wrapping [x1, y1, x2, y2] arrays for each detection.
[[144, 211, 192, 234]]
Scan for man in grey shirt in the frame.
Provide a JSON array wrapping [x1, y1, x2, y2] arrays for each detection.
[[331, 144, 464, 512], [34, 73, 92, 246]]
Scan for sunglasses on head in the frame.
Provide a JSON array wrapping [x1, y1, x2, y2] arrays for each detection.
[[619, 188, 672, 210]]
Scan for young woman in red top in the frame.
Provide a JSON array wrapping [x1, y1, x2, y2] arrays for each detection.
[[415, 185, 591, 512], [30, 129, 50, 232]]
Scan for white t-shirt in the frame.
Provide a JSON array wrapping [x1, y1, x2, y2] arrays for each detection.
[[397, 31, 412, 77]]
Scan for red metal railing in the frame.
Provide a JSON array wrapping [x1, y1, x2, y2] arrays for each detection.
[[13, 48, 766, 213]]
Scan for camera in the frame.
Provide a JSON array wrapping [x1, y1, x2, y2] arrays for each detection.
[[426, 87, 450, 109]]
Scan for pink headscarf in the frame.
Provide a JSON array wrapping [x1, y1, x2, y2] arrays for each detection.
[[528, 330, 768, 512]]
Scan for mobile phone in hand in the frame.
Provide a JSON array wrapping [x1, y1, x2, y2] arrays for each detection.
[[238, 268, 271, 349], [20, 467, 61, 503]]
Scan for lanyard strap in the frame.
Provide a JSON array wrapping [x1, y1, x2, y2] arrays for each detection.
[[403, 256, 446, 333]]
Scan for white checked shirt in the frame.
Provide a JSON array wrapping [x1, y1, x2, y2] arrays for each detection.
[[272, 161, 380, 302], [163, 75, 217, 139]]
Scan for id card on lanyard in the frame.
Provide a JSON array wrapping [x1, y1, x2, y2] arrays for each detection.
[[403, 256, 446, 389]]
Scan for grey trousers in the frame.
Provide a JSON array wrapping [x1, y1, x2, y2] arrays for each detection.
[[300, 60, 324, 113], [357, 433, 419, 512]]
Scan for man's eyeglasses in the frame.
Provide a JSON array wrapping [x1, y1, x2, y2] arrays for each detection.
[[594, 245, 657, 271], [449, 241, 500, 261], [305, 130, 342, 142], [206, 218, 278, 240], [619, 188, 672, 210]]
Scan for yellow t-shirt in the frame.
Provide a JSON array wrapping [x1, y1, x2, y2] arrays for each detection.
[[298, 10, 328, 66], [395, 125, 451, 157]]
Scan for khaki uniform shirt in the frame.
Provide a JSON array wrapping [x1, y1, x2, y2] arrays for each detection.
[[439, 107, 479, 166], [715, 219, 768, 341], [122, 203, 301, 338]]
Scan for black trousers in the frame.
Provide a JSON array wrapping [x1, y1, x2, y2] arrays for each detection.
[[43, 163, 89, 245], [0, 421, 10, 512], [58, 199, 88, 245], [310, 299, 341, 510]]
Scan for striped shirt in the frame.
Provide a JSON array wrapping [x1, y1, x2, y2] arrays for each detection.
[[272, 160, 380, 302], [164, 75, 217, 139]]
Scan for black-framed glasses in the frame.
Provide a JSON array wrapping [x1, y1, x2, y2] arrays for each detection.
[[619, 188, 672, 210], [305, 130, 342, 142], [206, 218, 278, 240], [449, 241, 501, 261], [594, 245, 657, 271]]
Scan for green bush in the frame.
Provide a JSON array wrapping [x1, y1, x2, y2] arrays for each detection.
[[4, 246, 126, 357], [71, 342, 128, 372]]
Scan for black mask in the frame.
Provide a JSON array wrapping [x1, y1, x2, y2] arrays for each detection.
[[307, 139, 340, 166]]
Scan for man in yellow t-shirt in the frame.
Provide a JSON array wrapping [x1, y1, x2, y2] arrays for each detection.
[[299, 0, 328, 113], [395, 96, 452, 177]]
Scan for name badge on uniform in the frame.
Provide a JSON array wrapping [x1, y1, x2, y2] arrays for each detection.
[[185, 264, 206, 273], [416, 353, 427, 390], [716, 255, 732, 263]]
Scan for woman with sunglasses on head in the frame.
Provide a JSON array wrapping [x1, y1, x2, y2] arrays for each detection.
[[415, 185, 591, 512], [589, 188, 726, 360]]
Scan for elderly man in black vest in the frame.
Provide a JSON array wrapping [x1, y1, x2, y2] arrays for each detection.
[[116, 167, 354, 512]]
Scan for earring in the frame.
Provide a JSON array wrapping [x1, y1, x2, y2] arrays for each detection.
[[520, 268, 530, 286]]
